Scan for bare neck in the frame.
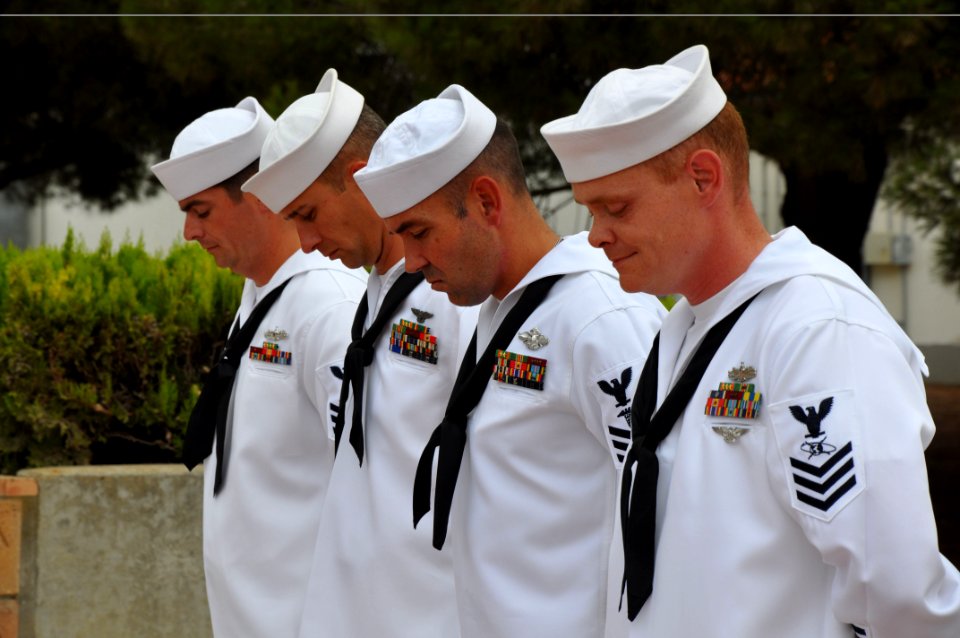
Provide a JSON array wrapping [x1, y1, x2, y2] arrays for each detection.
[[249, 228, 301, 287], [373, 227, 405, 275], [493, 201, 560, 300], [681, 201, 771, 305]]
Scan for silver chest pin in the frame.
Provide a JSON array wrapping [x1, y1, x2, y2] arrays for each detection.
[[518, 327, 549, 350], [411, 308, 433, 323], [264, 327, 289, 341], [712, 425, 750, 444]]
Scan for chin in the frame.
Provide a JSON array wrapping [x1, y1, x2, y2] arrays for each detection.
[[616, 274, 655, 295], [446, 289, 488, 307]]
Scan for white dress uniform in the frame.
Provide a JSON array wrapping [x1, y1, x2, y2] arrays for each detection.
[[298, 259, 477, 638], [202, 249, 367, 638], [628, 227, 960, 638], [448, 232, 665, 638]]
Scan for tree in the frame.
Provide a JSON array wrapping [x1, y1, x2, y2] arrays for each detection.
[[882, 123, 960, 293], [4, 4, 960, 278], [364, 2, 960, 275], [0, 1, 417, 210], [0, 4, 178, 209], [697, 7, 960, 276]]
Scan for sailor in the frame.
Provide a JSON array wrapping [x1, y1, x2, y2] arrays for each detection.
[[242, 70, 476, 638], [354, 83, 666, 638], [151, 97, 367, 638], [541, 44, 960, 637]]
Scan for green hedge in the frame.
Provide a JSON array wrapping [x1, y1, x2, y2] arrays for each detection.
[[0, 231, 242, 473]]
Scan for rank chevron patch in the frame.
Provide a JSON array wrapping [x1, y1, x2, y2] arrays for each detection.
[[589, 362, 640, 466], [790, 441, 857, 512], [607, 424, 630, 463], [771, 389, 864, 521]]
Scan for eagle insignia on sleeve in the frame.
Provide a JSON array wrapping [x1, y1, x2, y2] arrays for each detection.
[[773, 392, 862, 521], [597, 367, 632, 407], [789, 397, 837, 459]]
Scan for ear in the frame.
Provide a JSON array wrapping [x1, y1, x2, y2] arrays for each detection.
[[469, 176, 503, 227], [345, 159, 367, 177], [685, 149, 724, 208]]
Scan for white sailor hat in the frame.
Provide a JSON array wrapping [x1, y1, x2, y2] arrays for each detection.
[[151, 97, 274, 201], [354, 84, 497, 218], [540, 44, 727, 183], [241, 69, 365, 213]]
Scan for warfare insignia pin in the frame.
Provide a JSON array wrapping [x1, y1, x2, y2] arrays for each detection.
[[264, 327, 289, 341], [411, 308, 433, 323], [494, 350, 547, 391], [518, 327, 550, 351], [728, 362, 756, 383], [712, 425, 750, 444]]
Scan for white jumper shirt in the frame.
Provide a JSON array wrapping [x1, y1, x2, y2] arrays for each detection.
[[451, 232, 666, 638], [628, 227, 960, 638], [202, 249, 367, 638], [298, 259, 477, 638]]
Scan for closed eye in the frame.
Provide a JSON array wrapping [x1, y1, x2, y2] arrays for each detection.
[[285, 207, 316, 222]]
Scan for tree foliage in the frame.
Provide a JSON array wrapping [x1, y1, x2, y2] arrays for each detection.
[[0, 232, 242, 473], [3, 5, 960, 276], [882, 124, 960, 292]]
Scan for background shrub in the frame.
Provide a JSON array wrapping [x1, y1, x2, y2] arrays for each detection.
[[0, 231, 242, 473]]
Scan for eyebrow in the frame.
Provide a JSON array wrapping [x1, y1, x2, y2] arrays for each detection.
[[391, 220, 420, 235], [285, 204, 311, 219], [574, 192, 609, 206], [179, 199, 204, 213]]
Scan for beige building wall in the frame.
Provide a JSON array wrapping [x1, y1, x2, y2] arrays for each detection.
[[29, 190, 184, 255], [27, 154, 960, 379]]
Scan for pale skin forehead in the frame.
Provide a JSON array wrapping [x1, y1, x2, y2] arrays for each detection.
[[572, 164, 645, 207]]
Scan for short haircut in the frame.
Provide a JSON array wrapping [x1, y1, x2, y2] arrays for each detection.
[[646, 101, 750, 199], [441, 119, 530, 217], [319, 103, 387, 192], [215, 159, 260, 202]]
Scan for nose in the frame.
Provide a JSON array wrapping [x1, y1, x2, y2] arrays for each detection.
[[183, 214, 202, 242], [295, 220, 320, 254], [403, 241, 428, 273], [587, 215, 615, 249]]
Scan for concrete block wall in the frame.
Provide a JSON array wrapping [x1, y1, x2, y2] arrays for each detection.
[[1, 466, 211, 638]]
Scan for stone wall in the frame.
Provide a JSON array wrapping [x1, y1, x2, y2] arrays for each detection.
[[1, 465, 210, 638]]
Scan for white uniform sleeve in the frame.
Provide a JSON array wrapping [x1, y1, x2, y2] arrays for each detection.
[[571, 304, 663, 467], [765, 317, 960, 637], [296, 296, 360, 442]]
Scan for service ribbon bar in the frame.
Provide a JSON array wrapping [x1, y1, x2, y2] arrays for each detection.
[[389, 319, 439, 364], [493, 349, 547, 391], [704, 382, 761, 418], [249, 341, 293, 365]]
